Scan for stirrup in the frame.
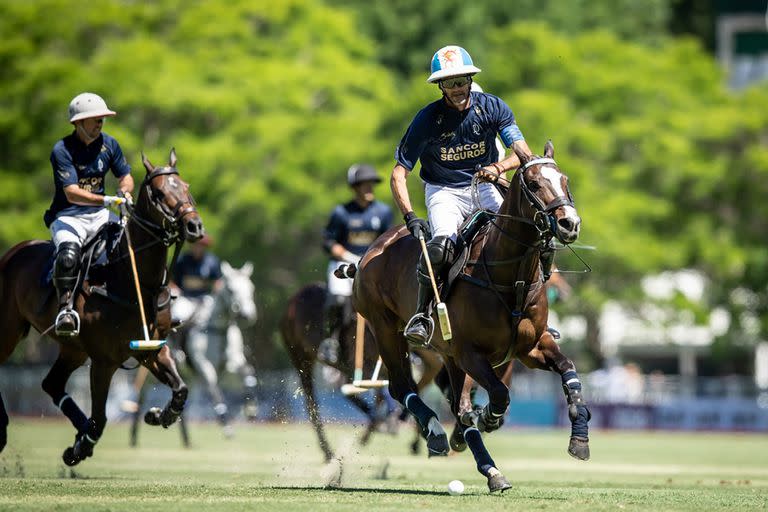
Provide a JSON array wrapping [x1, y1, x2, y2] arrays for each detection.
[[547, 327, 561, 340], [55, 309, 80, 337], [403, 313, 434, 346]]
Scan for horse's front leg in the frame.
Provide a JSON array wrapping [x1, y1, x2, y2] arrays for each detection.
[[447, 357, 512, 493], [61, 359, 118, 466], [0, 392, 8, 452], [459, 350, 509, 434], [522, 331, 591, 460], [142, 345, 188, 429]]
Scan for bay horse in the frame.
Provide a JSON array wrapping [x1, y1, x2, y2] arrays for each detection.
[[0, 148, 203, 465], [280, 283, 443, 462], [352, 141, 590, 492]]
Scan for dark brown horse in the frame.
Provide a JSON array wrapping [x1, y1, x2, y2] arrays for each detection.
[[280, 283, 443, 461], [0, 148, 203, 464], [352, 142, 590, 492]]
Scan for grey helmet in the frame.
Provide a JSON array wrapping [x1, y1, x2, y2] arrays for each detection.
[[347, 163, 381, 186], [68, 92, 116, 123]]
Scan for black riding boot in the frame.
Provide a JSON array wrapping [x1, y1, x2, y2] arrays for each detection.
[[403, 276, 434, 346], [53, 242, 81, 337]]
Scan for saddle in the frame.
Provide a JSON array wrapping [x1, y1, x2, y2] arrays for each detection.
[[437, 209, 491, 303], [42, 220, 125, 289]]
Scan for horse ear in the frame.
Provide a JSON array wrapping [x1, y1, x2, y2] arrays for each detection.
[[241, 261, 253, 276], [221, 261, 232, 274], [141, 151, 154, 173], [169, 147, 178, 168], [544, 140, 554, 158]]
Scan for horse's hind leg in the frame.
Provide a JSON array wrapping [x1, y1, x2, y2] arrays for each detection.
[[445, 358, 512, 493], [142, 345, 189, 430], [368, 312, 448, 457], [522, 332, 591, 460], [297, 359, 334, 462]]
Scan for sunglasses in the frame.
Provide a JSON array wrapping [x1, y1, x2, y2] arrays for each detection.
[[439, 76, 472, 89]]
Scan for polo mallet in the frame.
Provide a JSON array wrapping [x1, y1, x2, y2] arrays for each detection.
[[123, 211, 167, 351], [340, 313, 388, 395], [418, 233, 452, 341]]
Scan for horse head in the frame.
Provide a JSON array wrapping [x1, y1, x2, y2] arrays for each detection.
[[219, 261, 257, 325], [136, 148, 204, 243], [514, 141, 581, 245]]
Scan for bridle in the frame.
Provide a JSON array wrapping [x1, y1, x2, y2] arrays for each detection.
[[127, 166, 198, 247], [471, 156, 575, 246], [517, 158, 575, 238]]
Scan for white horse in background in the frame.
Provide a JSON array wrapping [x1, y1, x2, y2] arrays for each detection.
[[128, 261, 259, 444]]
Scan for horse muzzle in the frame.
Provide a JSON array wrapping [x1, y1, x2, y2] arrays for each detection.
[[182, 214, 205, 242], [555, 208, 581, 244]]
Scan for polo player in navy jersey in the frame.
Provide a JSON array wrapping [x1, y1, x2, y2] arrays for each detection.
[[321, 164, 393, 357], [390, 45, 537, 345], [45, 92, 134, 337]]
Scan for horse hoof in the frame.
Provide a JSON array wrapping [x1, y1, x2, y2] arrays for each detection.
[[426, 433, 449, 457], [568, 436, 590, 461], [449, 425, 467, 453], [62, 447, 80, 467], [488, 473, 512, 493], [144, 407, 162, 426]]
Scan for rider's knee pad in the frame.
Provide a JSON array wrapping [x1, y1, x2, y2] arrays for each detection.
[[418, 235, 455, 277], [53, 242, 81, 288]]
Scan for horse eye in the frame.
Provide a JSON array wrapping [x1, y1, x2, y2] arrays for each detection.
[[528, 181, 541, 192]]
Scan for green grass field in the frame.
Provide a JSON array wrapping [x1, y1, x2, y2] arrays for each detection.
[[0, 419, 766, 511]]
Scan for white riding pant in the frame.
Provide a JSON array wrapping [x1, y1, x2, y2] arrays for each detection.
[[50, 209, 110, 249], [424, 181, 503, 241], [327, 260, 353, 297]]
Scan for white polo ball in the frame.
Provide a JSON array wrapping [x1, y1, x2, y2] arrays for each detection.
[[447, 479, 464, 495]]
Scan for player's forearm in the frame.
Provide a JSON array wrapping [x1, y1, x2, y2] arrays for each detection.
[[390, 164, 414, 217]]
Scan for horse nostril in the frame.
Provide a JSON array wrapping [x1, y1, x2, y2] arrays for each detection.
[[558, 218, 574, 232]]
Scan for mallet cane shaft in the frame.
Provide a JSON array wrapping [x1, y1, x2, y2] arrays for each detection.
[[125, 226, 152, 343], [417, 234, 452, 341], [353, 312, 365, 383]]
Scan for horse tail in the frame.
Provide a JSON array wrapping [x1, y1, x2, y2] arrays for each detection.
[[333, 263, 357, 279]]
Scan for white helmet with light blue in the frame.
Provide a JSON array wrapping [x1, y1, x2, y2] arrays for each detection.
[[427, 45, 482, 83]]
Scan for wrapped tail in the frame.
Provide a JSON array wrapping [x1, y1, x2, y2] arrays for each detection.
[[334, 263, 357, 279]]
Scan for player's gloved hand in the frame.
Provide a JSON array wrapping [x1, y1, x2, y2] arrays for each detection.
[[475, 163, 501, 183], [103, 195, 126, 207], [404, 211, 429, 240], [116, 190, 133, 207]]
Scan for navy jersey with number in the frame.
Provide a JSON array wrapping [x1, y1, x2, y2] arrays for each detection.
[[323, 200, 393, 256], [44, 131, 131, 227], [173, 252, 223, 298], [395, 92, 524, 187]]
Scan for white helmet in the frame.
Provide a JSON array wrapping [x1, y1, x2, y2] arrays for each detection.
[[427, 45, 482, 83], [68, 93, 116, 123]]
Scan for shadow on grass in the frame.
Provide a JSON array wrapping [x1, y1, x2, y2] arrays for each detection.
[[268, 485, 449, 496]]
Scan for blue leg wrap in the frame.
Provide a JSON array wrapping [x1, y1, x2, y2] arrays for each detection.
[[464, 427, 496, 476], [561, 370, 589, 439], [404, 393, 436, 431], [58, 394, 89, 433]]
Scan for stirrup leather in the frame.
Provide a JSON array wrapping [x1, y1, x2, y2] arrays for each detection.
[[403, 313, 434, 346], [55, 308, 80, 336]]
